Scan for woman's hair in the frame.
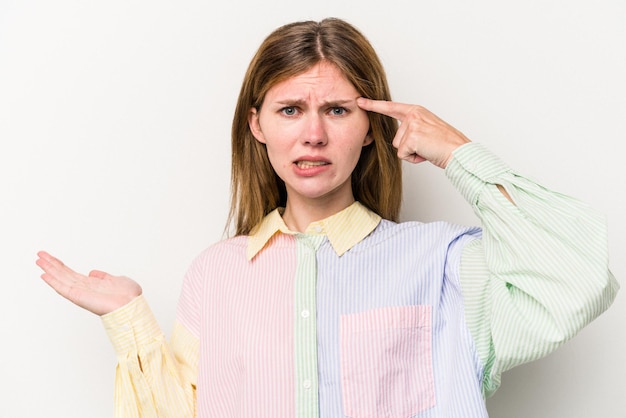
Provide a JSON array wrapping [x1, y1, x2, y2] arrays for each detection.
[[229, 17, 402, 236]]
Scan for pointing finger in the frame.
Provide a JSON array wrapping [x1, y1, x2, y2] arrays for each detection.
[[357, 97, 413, 120]]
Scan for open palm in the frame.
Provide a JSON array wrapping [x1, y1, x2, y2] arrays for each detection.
[[36, 251, 142, 316]]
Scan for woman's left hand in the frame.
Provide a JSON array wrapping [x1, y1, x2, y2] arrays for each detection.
[[357, 98, 471, 169]]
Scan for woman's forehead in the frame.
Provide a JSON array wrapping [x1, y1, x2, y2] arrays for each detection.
[[263, 62, 356, 102]]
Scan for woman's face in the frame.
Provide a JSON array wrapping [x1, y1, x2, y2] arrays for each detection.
[[248, 62, 372, 210]]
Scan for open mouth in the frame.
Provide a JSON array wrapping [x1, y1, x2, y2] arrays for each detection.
[[295, 161, 330, 169]]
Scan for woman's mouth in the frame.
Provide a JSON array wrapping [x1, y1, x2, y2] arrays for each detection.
[[295, 160, 330, 169]]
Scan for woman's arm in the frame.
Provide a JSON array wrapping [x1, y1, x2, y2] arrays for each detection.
[[102, 297, 198, 418], [446, 143, 619, 398], [36, 253, 198, 417], [356, 98, 618, 398]]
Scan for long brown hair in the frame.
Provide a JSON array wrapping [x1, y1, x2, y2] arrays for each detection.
[[229, 18, 402, 235]]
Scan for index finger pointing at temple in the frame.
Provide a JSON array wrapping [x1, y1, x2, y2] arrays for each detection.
[[357, 97, 412, 120]]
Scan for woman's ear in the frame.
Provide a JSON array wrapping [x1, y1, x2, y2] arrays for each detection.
[[248, 107, 266, 144], [363, 133, 374, 147]]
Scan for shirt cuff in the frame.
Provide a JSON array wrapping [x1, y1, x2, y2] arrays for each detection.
[[101, 295, 163, 356], [445, 142, 511, 205]]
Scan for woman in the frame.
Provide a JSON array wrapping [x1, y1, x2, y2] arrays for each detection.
[[36, 18, 618, 418]]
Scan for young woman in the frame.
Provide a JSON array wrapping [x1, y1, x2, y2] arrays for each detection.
[[36, 18, 618, 418]]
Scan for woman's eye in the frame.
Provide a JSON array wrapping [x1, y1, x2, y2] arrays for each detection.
[[281, 106, 297, 116], [330, 107, 347, 116]]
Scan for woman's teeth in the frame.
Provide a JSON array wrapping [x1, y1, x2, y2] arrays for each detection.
[[296, 161, 329, 168]]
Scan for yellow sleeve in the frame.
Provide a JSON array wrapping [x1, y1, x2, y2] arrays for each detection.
[[101, 295, 199, 418]]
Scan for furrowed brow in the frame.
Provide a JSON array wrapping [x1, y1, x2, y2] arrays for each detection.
[[274, 98, 357, 107], [322, 99, 355, 107], [275, 99, 307, 106]]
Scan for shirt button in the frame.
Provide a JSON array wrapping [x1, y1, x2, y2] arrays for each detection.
[[301, 309, 310, 318], [313, 225, 323, 233], [303, 379, 312, 389]]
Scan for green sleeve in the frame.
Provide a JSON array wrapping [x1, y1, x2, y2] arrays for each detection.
[[445, 142, 619, 398]]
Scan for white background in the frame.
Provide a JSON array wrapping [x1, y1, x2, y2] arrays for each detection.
[[1, 1, 624, 417]]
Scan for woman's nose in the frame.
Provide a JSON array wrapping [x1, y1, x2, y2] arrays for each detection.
[[303, 114, 327, 146]]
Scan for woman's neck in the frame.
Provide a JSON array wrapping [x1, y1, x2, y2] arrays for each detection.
[[282, 195, 355, 233]]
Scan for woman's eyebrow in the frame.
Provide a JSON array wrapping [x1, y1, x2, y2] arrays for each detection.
[[322, 99, 356, 107], [275, 99, 307, 106], [274, 98, 357, 107]]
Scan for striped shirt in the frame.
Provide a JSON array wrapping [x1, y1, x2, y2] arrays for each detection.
[[102, 142, 618, 418]]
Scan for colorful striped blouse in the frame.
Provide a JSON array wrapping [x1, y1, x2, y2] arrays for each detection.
[[102, 142, 618, 418]]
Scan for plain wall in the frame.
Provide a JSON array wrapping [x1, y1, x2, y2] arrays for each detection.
[[1, 1, 624, 417]]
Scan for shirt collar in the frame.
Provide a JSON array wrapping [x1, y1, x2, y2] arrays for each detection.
[[246, 201, 381, 260]]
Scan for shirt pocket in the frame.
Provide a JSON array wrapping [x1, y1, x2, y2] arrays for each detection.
[[340, 305, 435, 418]]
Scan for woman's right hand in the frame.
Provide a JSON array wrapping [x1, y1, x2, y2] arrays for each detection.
[[357, 98, 471, 169], [36, 251, 142, 316]]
